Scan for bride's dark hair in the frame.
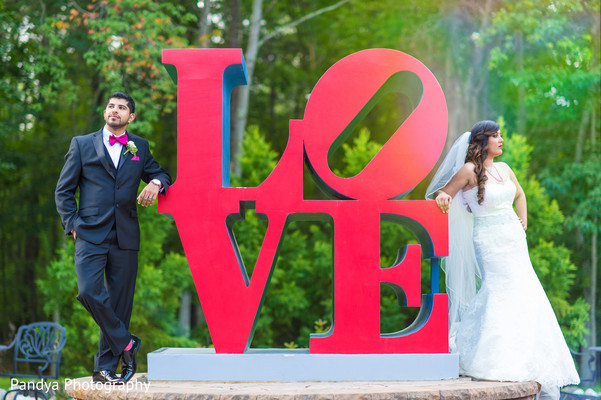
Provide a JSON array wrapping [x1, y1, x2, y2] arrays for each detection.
[[465, 120, 500, 205]]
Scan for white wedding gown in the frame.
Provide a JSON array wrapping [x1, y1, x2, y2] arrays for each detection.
[[455, 176, 580, 388]]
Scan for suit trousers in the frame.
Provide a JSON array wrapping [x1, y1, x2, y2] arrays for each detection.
[[74, 226, 138, 372]]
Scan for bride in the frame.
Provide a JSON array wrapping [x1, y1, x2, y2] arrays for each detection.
[[426, 120, 579, 400]]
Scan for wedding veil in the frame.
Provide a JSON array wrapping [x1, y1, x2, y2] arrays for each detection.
[[425, 131, 481, 352]]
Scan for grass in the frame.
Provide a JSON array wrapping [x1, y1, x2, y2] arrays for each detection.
[[0, 377, 12, 390]]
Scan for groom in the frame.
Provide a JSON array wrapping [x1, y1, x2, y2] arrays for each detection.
[[55, 92, 171, 384]]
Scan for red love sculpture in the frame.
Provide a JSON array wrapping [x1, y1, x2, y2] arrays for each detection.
[[160, 48, 449, 354]]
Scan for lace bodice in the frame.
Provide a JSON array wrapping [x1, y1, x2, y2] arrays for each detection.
[[463, 177, 516, 218]]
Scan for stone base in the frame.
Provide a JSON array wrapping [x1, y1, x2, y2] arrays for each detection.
[[147, 348, 459, 381], [64, 374, 541, 400]]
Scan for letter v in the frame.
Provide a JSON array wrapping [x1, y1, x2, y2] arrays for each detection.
[[190, 201, 287, 353]]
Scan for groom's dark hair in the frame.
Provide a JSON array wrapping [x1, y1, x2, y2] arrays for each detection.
[[105, 92, 136, 114]]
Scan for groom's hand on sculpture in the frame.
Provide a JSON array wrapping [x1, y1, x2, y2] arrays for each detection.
[[435, 190, 452, 213], [137, 181, 160, 207]]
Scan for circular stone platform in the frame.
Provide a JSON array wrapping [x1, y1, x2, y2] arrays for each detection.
[[64, 374, 540, 399]]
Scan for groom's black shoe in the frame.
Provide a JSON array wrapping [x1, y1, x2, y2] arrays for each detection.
[[93, 370, 124, 384], [121, 334, 141, 382]]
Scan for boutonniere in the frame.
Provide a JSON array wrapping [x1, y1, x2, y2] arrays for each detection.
[[124, 141, 138, 160]]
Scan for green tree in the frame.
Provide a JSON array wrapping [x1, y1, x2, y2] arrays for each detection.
[[9, 0, 198, 373], [484, 0, 600, 173], [0, 0, 77, 342], [546, 156, 601, 350]]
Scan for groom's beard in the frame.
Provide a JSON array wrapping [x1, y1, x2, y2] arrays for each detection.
[[106, 118, 128, 130]]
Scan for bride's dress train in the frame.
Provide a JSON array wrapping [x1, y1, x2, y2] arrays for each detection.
[[455, 176, 579, 388]]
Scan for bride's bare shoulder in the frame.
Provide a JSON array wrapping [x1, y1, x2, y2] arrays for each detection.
[[458, 162, 478, 189], [459, 162, 477, 175], [495, 162, 514, 175], [495, 162, 519, 181], [454, 162, 477, 187]]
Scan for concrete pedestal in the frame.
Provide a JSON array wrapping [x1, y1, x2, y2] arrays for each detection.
[[64, 374, 541, 400], [147, 348, 459, 381]]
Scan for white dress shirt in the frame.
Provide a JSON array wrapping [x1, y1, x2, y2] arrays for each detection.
[[102, 127, 125, 168]]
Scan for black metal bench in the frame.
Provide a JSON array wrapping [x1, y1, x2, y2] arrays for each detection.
[[569, 346, 600, 387], [560, 347, 601, 400], [0, 321, 67, 380], [561, 391, 600, 400], [2, 388, 48, 400]]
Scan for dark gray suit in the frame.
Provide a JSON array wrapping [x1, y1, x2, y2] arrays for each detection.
[[55, 129, 170, 371]]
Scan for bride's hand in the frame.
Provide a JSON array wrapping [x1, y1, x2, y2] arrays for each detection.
[[435, 190, 452, 213]]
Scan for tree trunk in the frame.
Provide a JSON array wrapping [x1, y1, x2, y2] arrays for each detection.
[[574, 109, 590, 163], [444, 14, 461, 144], [515, 32, 526, 135], [590, 99, 598, 348], [198, 0, 212, 47], [442, 0, 495, 148], [470, 0, 494, 121], [587, 2, 600, 352], [591, 225, 597, 347], [227, 0, 242, 46], [228, 0, 242, 168], [231, 0, 353, 176], [178, 290, 192, 338], [232, 0, 262, 177]]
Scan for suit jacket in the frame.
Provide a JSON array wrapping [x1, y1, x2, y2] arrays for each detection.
[[55, 129, 171, 251]]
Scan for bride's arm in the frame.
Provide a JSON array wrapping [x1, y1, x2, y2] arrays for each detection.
[[500, 162, 527, 230], [433, 163, 475, 213]]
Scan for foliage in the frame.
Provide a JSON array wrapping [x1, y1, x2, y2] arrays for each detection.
[[231, 125, 279, 187], [547, 156, 601, 236], [483, 0, 600, 174], [332, 128, 382, 177], [544, 153, 601, 353], [500, 129, 565, 245]]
